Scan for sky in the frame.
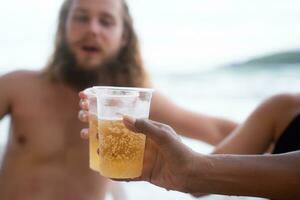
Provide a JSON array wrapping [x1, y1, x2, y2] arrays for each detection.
[[0, 0, 300, 73]]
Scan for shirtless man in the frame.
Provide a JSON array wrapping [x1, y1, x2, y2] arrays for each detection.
[[0, 0, 236, 199]]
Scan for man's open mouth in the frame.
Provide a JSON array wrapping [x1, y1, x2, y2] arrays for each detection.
[[81, 45, 101, 53]]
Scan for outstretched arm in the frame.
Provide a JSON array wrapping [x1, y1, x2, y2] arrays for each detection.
[[120, 117, 300, 200], [150, 92, 237, 145], [78, 91, 238, 145], [191, 151, 300, 200]]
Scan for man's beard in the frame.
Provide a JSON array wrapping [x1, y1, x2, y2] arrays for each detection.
[[58, 45, 122, 91]]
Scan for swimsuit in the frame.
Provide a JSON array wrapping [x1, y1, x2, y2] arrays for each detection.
[[273, 114, 300, 154]]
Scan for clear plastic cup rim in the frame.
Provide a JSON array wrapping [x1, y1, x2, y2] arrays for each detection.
[[92, 86, 155, 93]]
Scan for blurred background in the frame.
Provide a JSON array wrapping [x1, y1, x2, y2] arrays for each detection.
[[0, 0, 300, 199]]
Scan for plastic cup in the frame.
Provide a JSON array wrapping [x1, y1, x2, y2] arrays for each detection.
[[84, 88, 99, 171], [93, 86, 154, 179]]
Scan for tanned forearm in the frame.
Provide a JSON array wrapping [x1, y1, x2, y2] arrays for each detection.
[[188, 151, 300, 200], [172, 112, 238, 145]]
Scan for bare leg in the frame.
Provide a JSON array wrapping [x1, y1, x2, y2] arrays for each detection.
[[214, 94, 298, 154]]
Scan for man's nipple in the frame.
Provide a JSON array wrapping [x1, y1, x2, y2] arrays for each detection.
[[17, 135, 27, 146]]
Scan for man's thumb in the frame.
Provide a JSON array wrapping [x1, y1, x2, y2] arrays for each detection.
[[123, 116, 164, 144]]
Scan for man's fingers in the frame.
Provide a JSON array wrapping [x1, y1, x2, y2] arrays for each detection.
[[78, 110, 89, 122], [79, 91, 88, 99], [79, 90, 89, 110], [122, 116, 139, 132], [80, 128, 89, 139], [79, 99, 89, 110]]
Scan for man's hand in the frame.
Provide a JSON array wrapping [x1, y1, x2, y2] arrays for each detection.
[[122, 116, 202, 193], [78, 90, 207, 193], [78, 91, 90, 139]]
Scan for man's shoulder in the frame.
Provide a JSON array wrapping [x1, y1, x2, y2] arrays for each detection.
[[0, 70, 46, 93], [1, 69, 40, 80], [0, 70, 44, 85]]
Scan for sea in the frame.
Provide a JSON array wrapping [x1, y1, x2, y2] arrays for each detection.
[[1, 0, 300, 199]]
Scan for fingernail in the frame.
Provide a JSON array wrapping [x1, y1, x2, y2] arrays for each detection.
[[80, 130, 86, 138], [123, 115, 136, 126]]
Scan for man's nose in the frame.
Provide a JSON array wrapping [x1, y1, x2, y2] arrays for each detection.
[[88, 19, 101, 34]]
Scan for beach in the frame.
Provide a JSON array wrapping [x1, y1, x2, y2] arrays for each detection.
[[1, 0, 300, 199]]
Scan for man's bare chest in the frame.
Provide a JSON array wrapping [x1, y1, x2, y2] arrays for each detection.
[[9, 87, 86, 158]]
